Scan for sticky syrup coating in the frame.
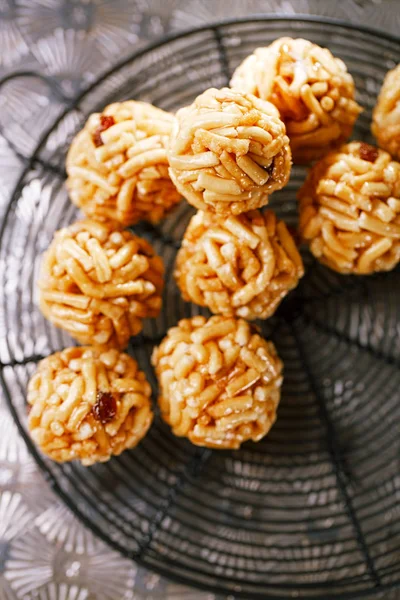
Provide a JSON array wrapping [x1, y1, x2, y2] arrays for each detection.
[[231, 38, 362, 164], [299, 142, 400, 274], [39, 219, 164, 348], [372, 64, 400, 160], [67, 100, 181, 225], [27, 347, 153, 465], [175, 209, 304, 319], [168, 87, 291, 215], [152, 315, 283, 449]]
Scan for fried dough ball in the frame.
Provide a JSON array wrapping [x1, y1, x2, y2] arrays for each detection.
[[39, 219, 164, 348], [152, 316, 283, 449], [299, 142, 400, 274], [168, 87, 291, 215], [175, 209, 304, 319], [66, 101, 181, 225], [27, 347, 153, 465], [231, 38, 362, 164]]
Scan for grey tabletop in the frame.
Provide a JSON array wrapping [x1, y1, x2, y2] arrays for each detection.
[[0, 2, 399, 599]]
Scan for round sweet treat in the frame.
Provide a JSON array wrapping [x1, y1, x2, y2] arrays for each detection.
[[230, 38, 362, 164], [27, 347, 153, 465], [66, 100, 181, 225], [372, 64, 400, 160], [39, 219, 164, 348], [175, 209, 304, 319], [152, 315, 283, 449], [298, 142, 400, 274], [168, 87, 291, 215]]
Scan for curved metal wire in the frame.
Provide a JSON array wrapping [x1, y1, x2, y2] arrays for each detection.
[[1, 15, 400, 600]]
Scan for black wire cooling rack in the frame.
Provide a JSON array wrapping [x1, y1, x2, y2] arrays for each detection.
[[0, 16, 400, 600]]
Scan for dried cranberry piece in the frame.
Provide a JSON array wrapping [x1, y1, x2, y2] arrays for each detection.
[[92, 115, 115, 147], [92, 391, 117, 424], [358, 142, 379, 163]]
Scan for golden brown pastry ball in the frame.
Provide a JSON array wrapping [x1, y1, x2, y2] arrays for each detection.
[[231, 38, 362, 164], [152, 315, 283, 449], [372, 64, 400, 160], [168, 87, 291, 215], [298, 142, 400, 274], [27, 347, 153, 465], [175, 209, 304, 319], [66, 101, 181, 225], [39, 219, 164, 348]]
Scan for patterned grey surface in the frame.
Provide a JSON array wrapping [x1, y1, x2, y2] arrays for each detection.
[[0, 2, 399, 599]]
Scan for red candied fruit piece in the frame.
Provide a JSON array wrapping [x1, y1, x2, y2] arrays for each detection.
[[92, 115, 115, 147]]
